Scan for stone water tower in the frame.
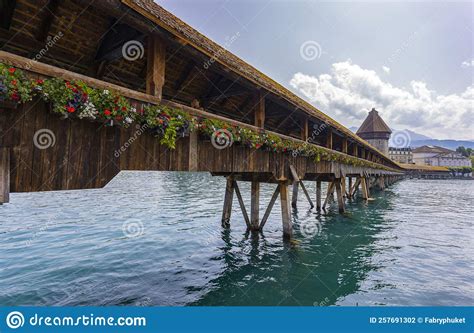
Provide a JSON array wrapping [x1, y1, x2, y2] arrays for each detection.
[[356, 108, 391, 156]]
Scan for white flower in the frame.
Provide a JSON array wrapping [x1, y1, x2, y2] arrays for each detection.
[[125, 117, 133, 124], [130, 107, 137, 113], [78, 101, 98, 119], [103, 89, 109, 95]]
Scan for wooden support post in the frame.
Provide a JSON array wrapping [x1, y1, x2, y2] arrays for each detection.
[[326, 128, 333, 149], [316, 180, 322, 211], [299, 181, 314, 208], [0, 148, 10, 204], [361, 177, 369, 200], [250, 181, 260, 231], [341, 177, 346, 198], [353, 144, 358, 157], [342, 138, 348, 154], [254, 90, 265, 128], [323, 181, 335, 210], [146, 35, 166, 99], [366, 177, 371, 198], [351, 178, 361, 197], [260, 184, 280, 230], [221, 177, 235, 226], [289, 165, 313, 208], [188, 129, 198, 171], [301, 118, 309, 141], [292, 180, 299, 209], [280, 183, 292, 239], [348, 177, 353, 198], [335, 179, 345, 213], [234, 181, 251, 229]]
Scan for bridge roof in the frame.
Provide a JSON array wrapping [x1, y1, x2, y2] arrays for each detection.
[[121, 0, 394, 163]]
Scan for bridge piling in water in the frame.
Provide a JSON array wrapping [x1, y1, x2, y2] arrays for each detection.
[[0, 148, 10, 204]]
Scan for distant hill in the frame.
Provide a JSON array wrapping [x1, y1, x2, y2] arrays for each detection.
[[348, 127, 474, 150], [409, 139, 474, 150]]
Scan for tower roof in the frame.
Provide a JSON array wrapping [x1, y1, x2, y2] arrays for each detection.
[[356, 108, 392, 135]]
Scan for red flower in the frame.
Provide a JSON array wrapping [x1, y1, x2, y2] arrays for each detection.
[[66, 106, 75, 113], [8, 68, 16, 74], [104, 109, 111, 116], [36, 79, 44, 85], [121, 106, 127, 111], [11, 80, 17, 86], [115, 115, 123, 121], [11, 92, 19, 101]]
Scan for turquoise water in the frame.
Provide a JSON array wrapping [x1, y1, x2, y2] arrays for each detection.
[[0, 172, 472, 306]]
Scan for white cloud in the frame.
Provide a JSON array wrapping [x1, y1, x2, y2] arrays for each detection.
[[461, 59, 474, 68], [289, 60, 474, 140], [382, 66, 391, 74]]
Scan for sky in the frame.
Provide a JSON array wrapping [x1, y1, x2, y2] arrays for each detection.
[[157, 0, 473, 140]]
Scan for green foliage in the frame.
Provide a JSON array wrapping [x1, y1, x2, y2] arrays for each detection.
[[456, 146, 473, 158]]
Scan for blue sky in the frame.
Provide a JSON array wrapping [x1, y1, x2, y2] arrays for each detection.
[[158, 0, 473, 140]]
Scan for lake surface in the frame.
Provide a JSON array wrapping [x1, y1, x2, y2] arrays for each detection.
[[0, 172, 472, 306]]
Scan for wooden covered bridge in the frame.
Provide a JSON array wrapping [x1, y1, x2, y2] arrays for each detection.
[[0, 0, 404, 238]]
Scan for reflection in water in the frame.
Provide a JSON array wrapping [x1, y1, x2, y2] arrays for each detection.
[[0, 172, 472, 306]]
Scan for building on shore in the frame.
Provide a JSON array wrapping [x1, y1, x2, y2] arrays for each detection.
[[389, 147, 413, 164], [356, 108, 392, 156], [412, 145, 471, 167]]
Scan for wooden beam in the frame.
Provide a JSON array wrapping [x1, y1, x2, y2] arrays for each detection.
[[353, 144, 358, 157], [299, 181, 314, 208], [35, 0, 61, 42], [234, 180, 251, 229], [326, 128, 333, 149], [316, 180, 321, 211], [280, 183, 292, 239], [348, 177, 352, 198], [146, 35, 166, 99], [188, 129, 198, 171], [0, 0, 16, 30], [260, 184, 280, 230], [250, 181, 260, 230], [291, 180, 299, 209], [361, 177, 369, 200], [323, 181, 335, 210], [342, 138, 348, 154], [0, 148, 10, 204], [335, 179, 345, 213], [221, 176, 234, 226], [254, 90, 265, 128], [301, 118, 309, 141]]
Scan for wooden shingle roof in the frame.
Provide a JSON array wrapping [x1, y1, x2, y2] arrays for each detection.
[[120, 0, 393, 158], [357, 108, 392, 135]]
